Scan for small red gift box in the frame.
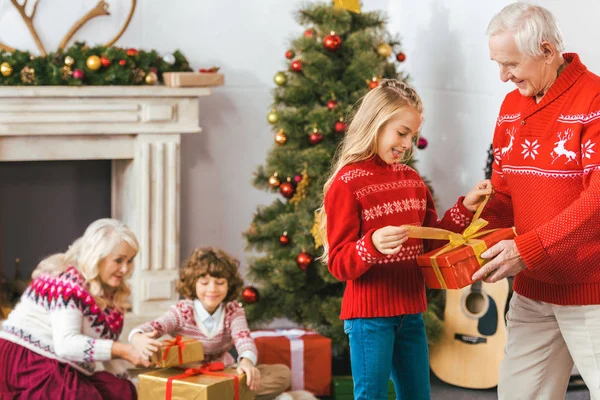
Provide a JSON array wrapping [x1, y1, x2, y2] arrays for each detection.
[[250, 329, 331, 396], [416, 227, 516, 289]]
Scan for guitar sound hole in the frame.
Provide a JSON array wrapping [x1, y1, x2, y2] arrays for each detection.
[[465, 292, 487, 316]]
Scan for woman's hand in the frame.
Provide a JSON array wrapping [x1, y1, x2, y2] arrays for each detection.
[[130, 330, 161, 362], [111, 342, 153, 367], [371, 226, 408, 255], [463, 179, 493, 212], [236, 358, 260, 391]]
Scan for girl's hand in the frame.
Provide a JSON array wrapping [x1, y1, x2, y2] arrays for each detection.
[[237, 358, 260, 391], [130, 330, 161, 362], [371, 226, 408, 255], [111, 342, 153, 368], [463, 179, 493, 212]]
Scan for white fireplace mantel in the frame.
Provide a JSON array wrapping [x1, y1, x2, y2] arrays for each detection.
[[0, 86, 211, 320]]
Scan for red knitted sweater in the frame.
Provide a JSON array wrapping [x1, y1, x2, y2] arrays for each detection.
[[325, 155, 473, 319], [482, 53, 600, 305]]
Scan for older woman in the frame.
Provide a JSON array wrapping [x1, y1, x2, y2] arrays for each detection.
[[0, 218, 152, 399], [470, 3, 600, 399]]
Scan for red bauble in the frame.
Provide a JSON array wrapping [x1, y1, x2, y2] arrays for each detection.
[[119, 59, 127, 66], [304, 29, 315, 37], [309, 131, 323, 145], [126, 48, 139, 57], [327, 100, 337, 110], [241, 286, 259, 304], [296, 251, 313, 271], [294, 174, 302, 183], [291, 59, 303, 72], [323, 32, 342, 52], [73, 69, 84, 80], [417, 137, 428, 150], [285, 50, 295, 59], [280, 182, 295, 198], [369, 80, 379, 90], [335, 120, 348, 133], [279, 233, 290, 246], [100, 57, 111, 67], [396, 52, 406, 62]]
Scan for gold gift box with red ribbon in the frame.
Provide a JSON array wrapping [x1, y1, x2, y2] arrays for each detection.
[[404, 195, 516, 290], [150, 335, 205, 368], [138, 362, 255, 400]]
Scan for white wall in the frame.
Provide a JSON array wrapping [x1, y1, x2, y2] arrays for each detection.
[[2, 0, 599, 272]]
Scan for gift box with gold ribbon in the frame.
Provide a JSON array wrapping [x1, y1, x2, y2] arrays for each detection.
[[138, 362, 255, 400], [150, 335, 205, 368], [404, 195, 516, 290]]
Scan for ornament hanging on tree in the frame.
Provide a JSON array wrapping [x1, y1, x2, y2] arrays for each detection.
[[268, 173, 280, 188], [126, 48, 139, 57], [327, 99, 337, 110], [241, 286, 259, 304], [290, 59, 303, 73], [86, 55, 101, 71], [309, 127, 323, 145], [64, 56, 75, 67], [162, 53, 176, 65], [20, 67, 35, 83], [290, 168, 309, 206], [323, 32, 342, 52], [0, 62, 13, 77], [335, 118, 347, 133], [368, 77, 379, 90], [280, 179, 295, 199], [417, 137, 428, 150], [274, 71, 287, 86], [275, 129, 287, 145], [285, 50, 295, 59], [304, 28, 315, 37], [119, 59, 127, 66], [267, 109, 278, 124], [279, 231, 290, 246], [377, 43, 392, 57], [296, 251, 313, 271], [145, 71, 158, 85], [73, 69, 84, 80], [100, 56, 111, 67], [294, 174, 302, 183], [396, 52, 407, 62]]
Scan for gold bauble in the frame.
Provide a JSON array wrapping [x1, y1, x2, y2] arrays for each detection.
[[377, 43, 392, 58], [145, 71, 158, 85], [267, 109, 278, 124], [268, 173, 280, 188], [86, 55, 102, 71], [20, 66, 35, 84], [0, 62, 13, 77], [64, 56, 75, 67], [274, 71, 287, 86], [275, 129, 287, 145]]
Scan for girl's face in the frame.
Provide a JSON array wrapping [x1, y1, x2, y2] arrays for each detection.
[[98, 240, 136, 288], [195, 274, 229, 314], [376, 107, 423, 165]]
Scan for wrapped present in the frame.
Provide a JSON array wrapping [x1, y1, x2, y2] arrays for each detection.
[[162, 72, 224, 87], [332, 376, 395, 400], [251, 329, 331, 396], [151, 335, 205, 368], [404, 195, 516, 289], [138, 362, 254, 400]]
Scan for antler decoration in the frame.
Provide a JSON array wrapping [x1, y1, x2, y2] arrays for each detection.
[[58, 1, 110, 51], [104, 0, 137, 47], [8, 0, 45, 55]]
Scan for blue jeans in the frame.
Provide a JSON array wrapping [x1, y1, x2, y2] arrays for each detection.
[[344, 314, 430, 400]]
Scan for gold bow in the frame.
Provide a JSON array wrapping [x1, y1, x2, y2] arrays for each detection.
[[403, 195, 494, 289]]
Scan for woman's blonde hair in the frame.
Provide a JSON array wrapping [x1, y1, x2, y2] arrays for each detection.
[[486, 2, 564, 57], [317, 78, 423, 262], [32, 218, 139, 312]]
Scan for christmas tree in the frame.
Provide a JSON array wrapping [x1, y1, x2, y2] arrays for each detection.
[[243, 1, 441, 353]]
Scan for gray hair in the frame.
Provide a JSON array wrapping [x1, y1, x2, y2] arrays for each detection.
[[487, 2, 564, 57]]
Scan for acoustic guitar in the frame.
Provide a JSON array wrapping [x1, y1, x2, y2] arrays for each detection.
[[429, 278, 509, 389]]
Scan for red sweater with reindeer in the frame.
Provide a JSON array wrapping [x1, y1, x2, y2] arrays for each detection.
[[481, 53, 600, 305], [325, 155, 474, 319]]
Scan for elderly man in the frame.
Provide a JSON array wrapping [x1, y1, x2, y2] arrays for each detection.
[[470, 3, 600, 399]]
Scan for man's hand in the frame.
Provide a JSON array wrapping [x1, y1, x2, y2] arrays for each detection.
[[471, 239, 526, 283]]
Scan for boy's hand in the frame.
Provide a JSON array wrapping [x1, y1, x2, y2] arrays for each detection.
[[130, 330, 161, 362], [463, 179, 493, 213], [371, 226, 408, 255], [237, 358, 260, 391]]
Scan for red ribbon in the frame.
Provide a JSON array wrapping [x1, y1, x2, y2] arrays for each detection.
[[165, 361, 240, 400], [163, 335, 186, 364]]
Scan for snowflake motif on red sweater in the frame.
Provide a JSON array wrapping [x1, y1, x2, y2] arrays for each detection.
[[25, 267, 123, 340]]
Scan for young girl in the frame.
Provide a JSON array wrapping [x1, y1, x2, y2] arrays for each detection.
[[130, 247, 297, 400], [0, 218, 149, 400], [320, 79, 492, 400]]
